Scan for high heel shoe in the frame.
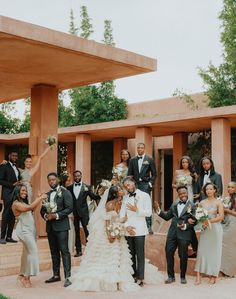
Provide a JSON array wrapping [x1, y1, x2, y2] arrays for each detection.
[[194, 279, 201, 285]]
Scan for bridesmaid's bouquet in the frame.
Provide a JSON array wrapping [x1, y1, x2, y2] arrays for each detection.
[[176, 175, 189, 187], [45, 135, 57, 149], [42, 198, 57, 213], [195, 207, 211, 231], [107, 222, 126, 239], [220, 196, 231, 209]]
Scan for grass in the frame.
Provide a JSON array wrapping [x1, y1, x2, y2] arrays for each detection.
[[0, 295, 12, 299]]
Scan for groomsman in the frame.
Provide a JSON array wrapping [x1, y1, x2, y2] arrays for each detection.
[[156, 186, 196, 284], [67, 170, 100, 257], [127, 142, 157, 234], [121, 176, 152, 286], [0, 151, 20, 244], [41, 172, 73, 287]]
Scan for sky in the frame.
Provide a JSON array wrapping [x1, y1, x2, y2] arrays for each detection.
[[0, 0, 223, 117]]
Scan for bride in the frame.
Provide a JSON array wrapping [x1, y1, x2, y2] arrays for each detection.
[[69, 184, 163, 292]]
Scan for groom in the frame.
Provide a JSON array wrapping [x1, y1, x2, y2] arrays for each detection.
[[40, 172, 73, 287], [156, 185, 196, 284], [121, 176, 152, 286]]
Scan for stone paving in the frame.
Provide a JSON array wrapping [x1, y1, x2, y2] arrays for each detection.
[[0, 269, 235, 299]]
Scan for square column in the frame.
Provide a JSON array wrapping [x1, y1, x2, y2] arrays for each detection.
[[211, 118, 231, 195], [75, 134, 91, 184], [113, 138, 127, 165], [135, 127, 153, 156], [173, 133, 188, 173], [29, 85, 58, 236], [67, 142, 75, 176]]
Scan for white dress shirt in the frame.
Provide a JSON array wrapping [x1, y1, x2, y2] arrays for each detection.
[[9, 161, 19, 180], [120, 189, 152, 236], [203, 170, 211, 186], [73, 182, 82, 199], [50, 185, 60, 202], [137, 155, 145, 173], [177, 200, 189, 217]]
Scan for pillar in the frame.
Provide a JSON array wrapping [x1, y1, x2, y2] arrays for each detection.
[[75, 134, 91, 184], [29, 84, 58, 236], [135, 127, 152, 156], [113, 138, 127, 165], [173, 132, 188, 174], [67, 142, 75, 176], [0, 144, 5, 162], [211, 118, 231, 195]]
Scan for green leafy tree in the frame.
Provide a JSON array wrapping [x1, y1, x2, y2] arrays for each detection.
[[69, 9, 78, 36], [79, 5, 94, 39], [199, 0, 236, 107]]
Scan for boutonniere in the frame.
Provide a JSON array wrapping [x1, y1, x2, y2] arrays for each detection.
[[186, 205, 192, 214], [84, 186, 88, 192], [57, 187, 62, 198], [143, 160, 149, 165]]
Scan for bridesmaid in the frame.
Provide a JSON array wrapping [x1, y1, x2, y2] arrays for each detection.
[[112, 149, 131, 182], [12, 184, 47, 287], [221, 181, 236, 277], [172, 155, 197, 201], [195, 182, 224, 285], [194, 157, 223, 202]]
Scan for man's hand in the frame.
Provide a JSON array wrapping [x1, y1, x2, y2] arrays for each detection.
[[47, 213, 57, 221], [126, 226, 136, 236], [126, 203, 137, 212], [153, 201, 160, 213], [188, 218, 195, 225]]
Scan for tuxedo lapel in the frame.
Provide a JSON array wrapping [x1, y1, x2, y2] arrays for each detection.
[[134, 157, 140, 174], [7, 163, 18, 181], [140, 155, 148, 174], [180, 201, 191, 217], [173, 202, 178, 217], [77, 183, 84, 201]]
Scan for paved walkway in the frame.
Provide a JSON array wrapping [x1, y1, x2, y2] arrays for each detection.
[[0, 270, 235, 299]]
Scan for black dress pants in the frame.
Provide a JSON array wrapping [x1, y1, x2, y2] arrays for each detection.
[[126, 235, 145, 280], [47, 230, 71, 278], [1, 199, 15, 239], [165, 237, 189, 279], [74, 215, 89, 253]]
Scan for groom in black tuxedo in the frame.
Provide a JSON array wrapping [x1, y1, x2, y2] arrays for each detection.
[[127, 143, 157, 233], [67, 170, 100, 257], [157, 186, 196, 284], [0, 151, 20, 244], [41, 172, 73, 287]]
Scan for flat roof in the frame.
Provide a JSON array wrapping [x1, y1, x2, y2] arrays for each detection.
[[1, 105, 236, 145], [0, 15, 156, 102]]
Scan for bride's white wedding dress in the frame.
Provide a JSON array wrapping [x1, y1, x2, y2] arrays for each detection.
[[69, 190, 163, 292]]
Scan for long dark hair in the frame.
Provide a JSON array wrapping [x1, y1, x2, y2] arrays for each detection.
[[199, 156, 216, 176], [120, 149, 131, 166], [179, 155, 197, 182], [12, 183, 29, 204], [107, 186, 119, 203]]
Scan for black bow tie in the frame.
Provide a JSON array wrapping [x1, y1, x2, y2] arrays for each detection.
[[137, 156, 142, 160], [12, 163, 16, 166], [129, 192, 136, 197], [51, 188, 57, 192], [75, 183, 81, 187], [204, 170, 210, 175], [178, 201, 186, 205]]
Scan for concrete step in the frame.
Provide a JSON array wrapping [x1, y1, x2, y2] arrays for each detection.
[[145, 233, 196, 276]]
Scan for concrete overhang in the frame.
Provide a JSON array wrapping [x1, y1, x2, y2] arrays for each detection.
[[1, 105, 236, 145], [0, 15, 157, 102]]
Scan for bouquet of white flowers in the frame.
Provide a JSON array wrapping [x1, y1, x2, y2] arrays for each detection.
[[176, 175, 189, 187], [42, 198, 57, 213], [45, 135, 57, 149], [220, 196, 231, 209], [195, 206, 211, 231], [107, 222, 126, 239]]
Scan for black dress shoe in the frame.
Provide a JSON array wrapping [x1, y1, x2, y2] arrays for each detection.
[[6, 237, 17, 243], [165, 277, 175, 284], [0, 238, 7, 244], [45, 276, 61, 283], [74, 252, 82, 257], [138, 281, 144, 287], [180, 278, 187, 284], [64, 278, 72, 287]]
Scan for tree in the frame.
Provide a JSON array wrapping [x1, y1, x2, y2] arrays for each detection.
[[79, 5, 94, 39], [199, 0, 236, 107], [69, 9, 78, 36]]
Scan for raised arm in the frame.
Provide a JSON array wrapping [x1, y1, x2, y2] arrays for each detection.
[[12, 193, 47, 215], [29, 147, 51, 177]]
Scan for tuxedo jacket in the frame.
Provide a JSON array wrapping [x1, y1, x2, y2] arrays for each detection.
[[159, 200, 196, 241], [40, 186, 73, 233], [120, 189, 152, 236], [195, 172, 223, 201], [127, 155, 157, 186], [67, 183, 100, 218], [0, 162, 20, 201]]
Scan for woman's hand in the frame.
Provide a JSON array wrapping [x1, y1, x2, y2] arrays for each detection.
[[108, 235, 115, 243]]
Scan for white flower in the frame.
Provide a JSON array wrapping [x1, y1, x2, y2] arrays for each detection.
[[84, 186, 88, 192]]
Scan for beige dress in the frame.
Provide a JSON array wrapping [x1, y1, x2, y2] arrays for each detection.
[[16, 209, 39, 276], [20, 169, 33, 204], [195, 200, 223, 276], [221, 212, 236, 277]]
